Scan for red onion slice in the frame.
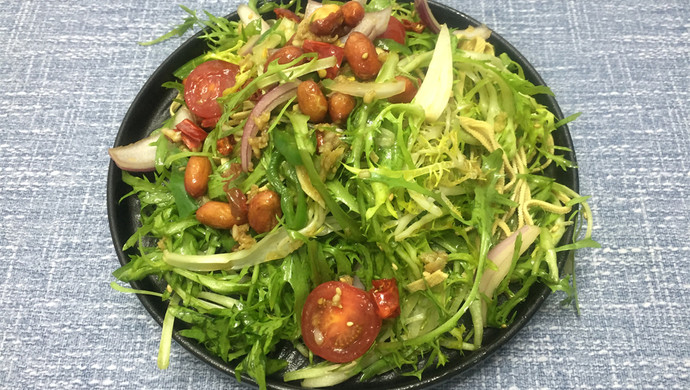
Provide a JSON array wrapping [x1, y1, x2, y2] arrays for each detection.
[[108, 106, 194, 172], [238, 4, 270, 34], [479, 225, 540, 319], [108, 133, 159, 172], [240, 82, 299, 172], [339, 7, 391, 43], [414, 0, 441, 34], [304, 0, 323, 19]]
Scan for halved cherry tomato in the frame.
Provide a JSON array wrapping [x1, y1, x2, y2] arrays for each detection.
[[301, 40, 345, 79], [183, 60, 240, 119], [370, 278, 401, 319], [301, 281, 381, 363], [378, 16, 406, 45]]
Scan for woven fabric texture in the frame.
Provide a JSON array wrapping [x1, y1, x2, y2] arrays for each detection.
[[0, 0, 688, 389]]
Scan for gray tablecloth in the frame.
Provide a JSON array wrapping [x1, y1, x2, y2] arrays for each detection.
[[1, 0, 688, 388]]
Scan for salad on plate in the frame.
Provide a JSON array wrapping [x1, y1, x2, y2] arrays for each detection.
[[109, 0, 596, 388]]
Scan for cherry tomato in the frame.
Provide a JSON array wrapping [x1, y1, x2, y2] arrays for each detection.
[[378, 16, 406, 45], [183, 60, 240, 119], [370, 278, 401, 319], [302, 40, 345, 79], [301, 281, 381, 363]]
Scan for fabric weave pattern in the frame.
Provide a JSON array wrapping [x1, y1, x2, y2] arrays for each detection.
[[0, 0, 688, 389]]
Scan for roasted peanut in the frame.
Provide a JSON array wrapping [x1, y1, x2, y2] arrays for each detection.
[[265, 45, 304, 70], [297, 80, 329, 123], [328, 92, 356, 124], [341, 1, 365, 27], [184, 156, 212, 198], [196, 201, 245, 230], [333, 23, 352, 39], [248, 190, 282, 233], [344, 32, 381, 80], [309, 7, 344, 36], [310, 3, 340, 21], [388, 76, 418, 104]]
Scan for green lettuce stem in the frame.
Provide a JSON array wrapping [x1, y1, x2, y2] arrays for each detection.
[[288, 112, 363, 241]]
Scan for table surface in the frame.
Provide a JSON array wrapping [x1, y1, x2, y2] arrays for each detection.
[[1, 0, 688, 389]]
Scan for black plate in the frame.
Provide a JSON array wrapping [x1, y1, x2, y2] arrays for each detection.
[[108, 2, 579, 389]]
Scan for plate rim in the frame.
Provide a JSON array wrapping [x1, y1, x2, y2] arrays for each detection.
[[107, 1, 579, 389]]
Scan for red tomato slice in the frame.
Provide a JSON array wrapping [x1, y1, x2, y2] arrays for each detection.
[[183, 60, 240, 119], [370, 278, 401, 319], [378, 16, 406, 45], [301, 281, 381, 363]]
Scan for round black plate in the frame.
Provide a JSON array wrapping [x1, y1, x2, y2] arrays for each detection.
[[107, 2, 578, 389]]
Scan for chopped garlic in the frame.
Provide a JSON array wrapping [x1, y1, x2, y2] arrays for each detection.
[[420, 251, 449, 273], [405, 270, 449, 292]]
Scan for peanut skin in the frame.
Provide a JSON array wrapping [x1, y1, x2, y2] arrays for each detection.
[[248, 190, 282, 233], [309, 8, 344, 36], [328, 92, 356, 124], [297, 80, 329, 123], [344, 32, 381, 80], [225, 187, 249, 226], [184, 156, 212, 198], [196, 201, 245, 230]]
